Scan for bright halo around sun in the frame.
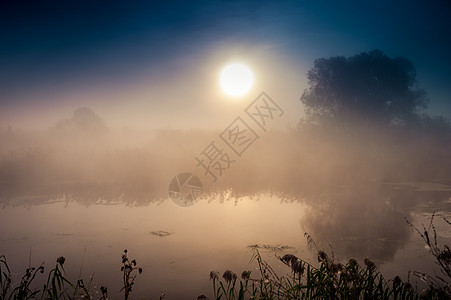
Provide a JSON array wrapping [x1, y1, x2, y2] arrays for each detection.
[[220, 63, 254, 97]]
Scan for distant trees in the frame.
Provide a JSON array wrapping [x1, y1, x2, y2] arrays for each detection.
[[51, 107, 108, 135], [300, 50, 429, 129], [298, 50, 451, 183]]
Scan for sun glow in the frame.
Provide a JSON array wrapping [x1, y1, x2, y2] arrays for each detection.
[[220, 63, 254, 97]]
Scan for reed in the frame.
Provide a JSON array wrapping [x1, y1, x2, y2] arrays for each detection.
[[0, 250, 142, 300], [207, 232, 450, 299]]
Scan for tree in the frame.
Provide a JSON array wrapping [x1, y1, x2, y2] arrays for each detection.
[[51, 107, 108, 135], [300, 50, 429, 129]]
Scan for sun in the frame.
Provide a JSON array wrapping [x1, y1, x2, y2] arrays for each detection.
[[220, 63, 254, 97]]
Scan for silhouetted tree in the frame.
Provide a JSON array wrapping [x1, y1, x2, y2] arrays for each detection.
[[300, 50, 429, 129]]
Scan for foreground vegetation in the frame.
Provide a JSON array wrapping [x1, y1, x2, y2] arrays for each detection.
[[209, 250, 418, 300], [0, 250, 140, 300], [208, 215, 451, 300], [1, 215, 450, 299]]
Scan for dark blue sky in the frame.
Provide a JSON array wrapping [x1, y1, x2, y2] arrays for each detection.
[[1, 0, 450, 129]]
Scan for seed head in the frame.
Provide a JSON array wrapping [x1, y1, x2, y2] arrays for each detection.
[[281, 254, 296, 264], [57, 256, 66, 265], [393, 276, 402, 286], [291, 260, 304, 275], [222, 270, 237, 284], [241, 270, 251, 280], [364, 258, 375, 270], [317, 251, 327, 263], [332, 263, 343, 274], [348, 258, 358, 267], [438, 248, 451, 264], [209, 271, 219, 281]]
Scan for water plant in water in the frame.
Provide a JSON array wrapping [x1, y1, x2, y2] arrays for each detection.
[[207, 234, 427, 299], [120, 249, 143, 300], [0, 254, 45, 299], [406, 213, 451, 298], [0, 250, 143, 300]]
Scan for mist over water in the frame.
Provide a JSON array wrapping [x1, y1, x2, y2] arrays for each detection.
[[1, 101, 451, 297]]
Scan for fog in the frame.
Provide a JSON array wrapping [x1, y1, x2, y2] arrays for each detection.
[[1, 94, 451, 297], [2, 105, 451, 238], [3, 108, 450, 203]]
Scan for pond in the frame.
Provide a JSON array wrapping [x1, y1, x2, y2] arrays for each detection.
[[1, 182, 451, 299]]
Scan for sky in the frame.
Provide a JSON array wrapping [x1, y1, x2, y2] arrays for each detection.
[[1, 0, 450, 130]]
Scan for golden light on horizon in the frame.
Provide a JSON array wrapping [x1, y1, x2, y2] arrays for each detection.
[[220, 63, 253, 97]]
